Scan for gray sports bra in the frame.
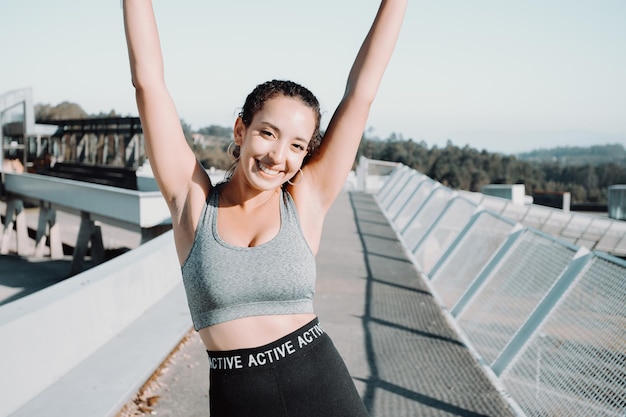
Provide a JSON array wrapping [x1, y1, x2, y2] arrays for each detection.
[[181, 185, 316, 330]]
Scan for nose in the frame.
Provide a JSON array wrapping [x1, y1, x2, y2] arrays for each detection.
[[268, 140, 288, 164]]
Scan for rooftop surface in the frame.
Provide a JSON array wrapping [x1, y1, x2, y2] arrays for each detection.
[[1, 191, 516, 416], [114, 191, 516, 416], [4, 164, 626, 416]]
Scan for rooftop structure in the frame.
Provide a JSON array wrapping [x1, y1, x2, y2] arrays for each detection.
[[1, 158, 624, 416]]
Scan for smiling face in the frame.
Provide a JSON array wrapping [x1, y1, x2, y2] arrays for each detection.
[[233, 95, 316, 191]]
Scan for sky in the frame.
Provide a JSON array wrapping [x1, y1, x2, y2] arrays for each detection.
[[1, 0, 625, 154]]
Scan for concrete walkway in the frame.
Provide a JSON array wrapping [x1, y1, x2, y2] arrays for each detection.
[[117, 191, 517, 417]]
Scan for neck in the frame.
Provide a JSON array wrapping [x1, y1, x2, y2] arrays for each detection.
[[218, 181, 280, 210]]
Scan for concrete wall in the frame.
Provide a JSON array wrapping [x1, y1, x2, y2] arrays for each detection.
[[481, 184, 526, 205], [0, 231, 182, 417]]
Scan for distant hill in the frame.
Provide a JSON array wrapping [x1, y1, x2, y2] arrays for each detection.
[[517, 144, 626, 166]]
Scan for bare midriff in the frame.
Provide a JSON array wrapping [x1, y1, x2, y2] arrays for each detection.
[[198, 313, 317, 351]]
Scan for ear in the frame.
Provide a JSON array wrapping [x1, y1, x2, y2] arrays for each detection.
[[233, 117, 246, 146]]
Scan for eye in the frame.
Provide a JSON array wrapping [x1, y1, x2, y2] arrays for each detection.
[[260, 129, 275, 140], [292, 143, 306, 152]]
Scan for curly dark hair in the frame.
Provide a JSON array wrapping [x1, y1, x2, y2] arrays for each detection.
[[239, 79, 323, 164]]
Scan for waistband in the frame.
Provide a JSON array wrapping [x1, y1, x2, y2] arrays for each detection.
[[207, 317, 326, 371]]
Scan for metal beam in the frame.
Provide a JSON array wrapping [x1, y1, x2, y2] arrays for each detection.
[[4, 173, 170, 229]]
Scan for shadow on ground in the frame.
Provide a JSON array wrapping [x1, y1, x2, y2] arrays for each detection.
[[0, 247, 132, 307], [0, 255, 72, 306], [348, 192, 515, 417]]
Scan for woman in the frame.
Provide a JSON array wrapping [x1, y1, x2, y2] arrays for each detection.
[[123, 1, 406, 415]]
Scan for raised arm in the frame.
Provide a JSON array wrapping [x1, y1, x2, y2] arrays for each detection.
[[123, 0, 211, 263], [303, 0, 407, 209]]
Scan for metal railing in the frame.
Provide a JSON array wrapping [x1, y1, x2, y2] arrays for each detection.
[[457, 190, 626, 258], [365, 158, 626, 417]]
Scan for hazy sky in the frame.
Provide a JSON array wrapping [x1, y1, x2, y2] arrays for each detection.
[[1, 0, 624, 154]]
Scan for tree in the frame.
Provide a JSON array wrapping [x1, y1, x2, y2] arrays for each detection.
[[35, 102, 88, 121], [180, 119, 194, 145], [197, 125, 233, 138]]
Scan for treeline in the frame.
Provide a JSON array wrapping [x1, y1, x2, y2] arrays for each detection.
[[35, 102, 120, 120], [357, 136, 626, 204], [518, 144, 626, 165]]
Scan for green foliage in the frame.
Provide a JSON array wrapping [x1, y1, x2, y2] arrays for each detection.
[[189, 124, 233, 170], [177, 119, 192, 143], [518, 144, 626, 166], [197, 125, 233, 138], [194, 141, 231, 171], [357, 134, 626, 204], [35, 102, 125, 121], [35, 102, 88, 121]]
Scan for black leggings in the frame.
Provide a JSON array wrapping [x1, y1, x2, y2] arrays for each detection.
[[207, 318, 370, 417]]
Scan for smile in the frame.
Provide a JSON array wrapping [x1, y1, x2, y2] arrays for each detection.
[[257, 160, 281, 176]]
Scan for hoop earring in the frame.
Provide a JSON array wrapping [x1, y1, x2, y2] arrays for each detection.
[[287, 168, 304, 185], [227, 142, 239, 161]]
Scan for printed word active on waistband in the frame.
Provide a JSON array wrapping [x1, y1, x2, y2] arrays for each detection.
[[209, 323, 325, 370]]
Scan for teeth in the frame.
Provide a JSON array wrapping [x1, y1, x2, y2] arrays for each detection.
[[258, 161, 280, 176]]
